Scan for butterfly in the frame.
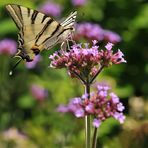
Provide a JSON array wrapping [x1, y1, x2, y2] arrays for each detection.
[[6, 4, 77, 68]]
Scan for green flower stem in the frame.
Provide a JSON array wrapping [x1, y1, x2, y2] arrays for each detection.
[[72, 71, 86, 85], [90, 65, 105, 84], [92, 127, 98, 148], [85, 115, 91, 148], [85, 82, 91, 148]]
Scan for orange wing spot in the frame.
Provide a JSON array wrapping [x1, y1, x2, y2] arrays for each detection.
[[31, 46, 40, 55]]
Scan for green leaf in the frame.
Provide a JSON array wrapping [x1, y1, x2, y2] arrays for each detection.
[[17, 95, 35, 109]]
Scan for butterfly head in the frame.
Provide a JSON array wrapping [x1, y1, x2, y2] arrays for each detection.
[[9, 47, 39, 75]]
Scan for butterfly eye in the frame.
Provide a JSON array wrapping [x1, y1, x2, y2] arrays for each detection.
[[71, 27, 75, 31]]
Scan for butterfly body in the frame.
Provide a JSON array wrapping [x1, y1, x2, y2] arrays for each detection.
[[6, 4, 77, 62]]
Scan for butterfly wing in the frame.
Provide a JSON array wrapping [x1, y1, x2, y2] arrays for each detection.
[[60, 11, 77, 28], [6, 4, 62, 60], [43, 11, 77, 50], [6, 4, 77, 61]]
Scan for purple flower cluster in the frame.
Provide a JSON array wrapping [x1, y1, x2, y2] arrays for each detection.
[[49, 41, 126, 79], [100, 42, 126, 66], [75, 22, 121, 43], [71, 0, 87, 6], [30, 84, 48, 101], [57, 83, 125, 128], [39, 1, 62, 17], [104, 30, 122, 43], [0, 39, 17, 55], [25, 55, 41, 69]]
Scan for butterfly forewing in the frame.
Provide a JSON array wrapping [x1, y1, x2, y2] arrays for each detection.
[[6, 5, 23, 28], [61, 11, 77, 28]]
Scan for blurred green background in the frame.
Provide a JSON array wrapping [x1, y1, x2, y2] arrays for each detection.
[[0, 0, 148, 147]]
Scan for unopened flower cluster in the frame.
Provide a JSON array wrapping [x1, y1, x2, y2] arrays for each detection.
[[39, 1, 62, 17], [57, 84, 125, 128], [71, 0, 87, 6], [75, 22, 121, 43], [49, 41, 126, 79], [30, 84, 48, 101], [0, 39, 17, 55]]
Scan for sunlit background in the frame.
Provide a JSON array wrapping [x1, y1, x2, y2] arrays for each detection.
[[0, 0, 148, 147]]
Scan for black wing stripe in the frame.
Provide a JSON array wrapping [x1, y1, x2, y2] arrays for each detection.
[[50, 24, 61, 37], [27, 8, 30, 17], [18, 38, 24, 45], [12, 5, 23, 24], [18, 32, 24, 43], [42, 24, 61, 44], [7, 11, 20, 29], [57, 28, 71, 38], [18, 40, 23, 47], [6, 5, 23, 28], [35, 19, 53, 43], [18, 31, 24, 50], [41, 15, 48, 23], [18, 36, 24, 44], [18, 6, 23, 21], [31, 10, 38, 24]]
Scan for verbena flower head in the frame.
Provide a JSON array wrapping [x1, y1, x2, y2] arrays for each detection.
[[0, 39, 17, 55], [104, 30, 121, 43], [75, 23, 104, 41], [30, 84, 48, 101], [25, 55, 41, 69], [50, 41, 101, 79], [57, 83, 125, 128], [71, 0, 87, 6], [39, 1, 62, 17], [49, 41, 126, 81], [100, 42, 126, 66], [75, 22, 121, 43]]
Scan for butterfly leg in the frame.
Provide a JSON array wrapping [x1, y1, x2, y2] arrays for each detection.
[[60, 34, 76, 51], [61, 40, 70, 51], [66, 40, 70, 50], [69, 34, 76, 44]]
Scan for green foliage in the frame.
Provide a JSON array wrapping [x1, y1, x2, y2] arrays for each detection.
[[0, 0, 148, 147]]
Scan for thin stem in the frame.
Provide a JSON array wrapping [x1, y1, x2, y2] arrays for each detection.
[[85, 80, 90, 98], [89, 65, 105, 84], [85, 115, 91, 148], [85, 82, 91, 148], [72, 71, 86, 85], [92, 127, 98, 148]]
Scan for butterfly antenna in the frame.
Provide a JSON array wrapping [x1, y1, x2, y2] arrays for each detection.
[[9, 57, 22, 76]]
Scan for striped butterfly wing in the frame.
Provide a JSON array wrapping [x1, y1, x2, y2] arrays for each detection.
[[44, 11, 77, 50], [6, 4, 77, 61]]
